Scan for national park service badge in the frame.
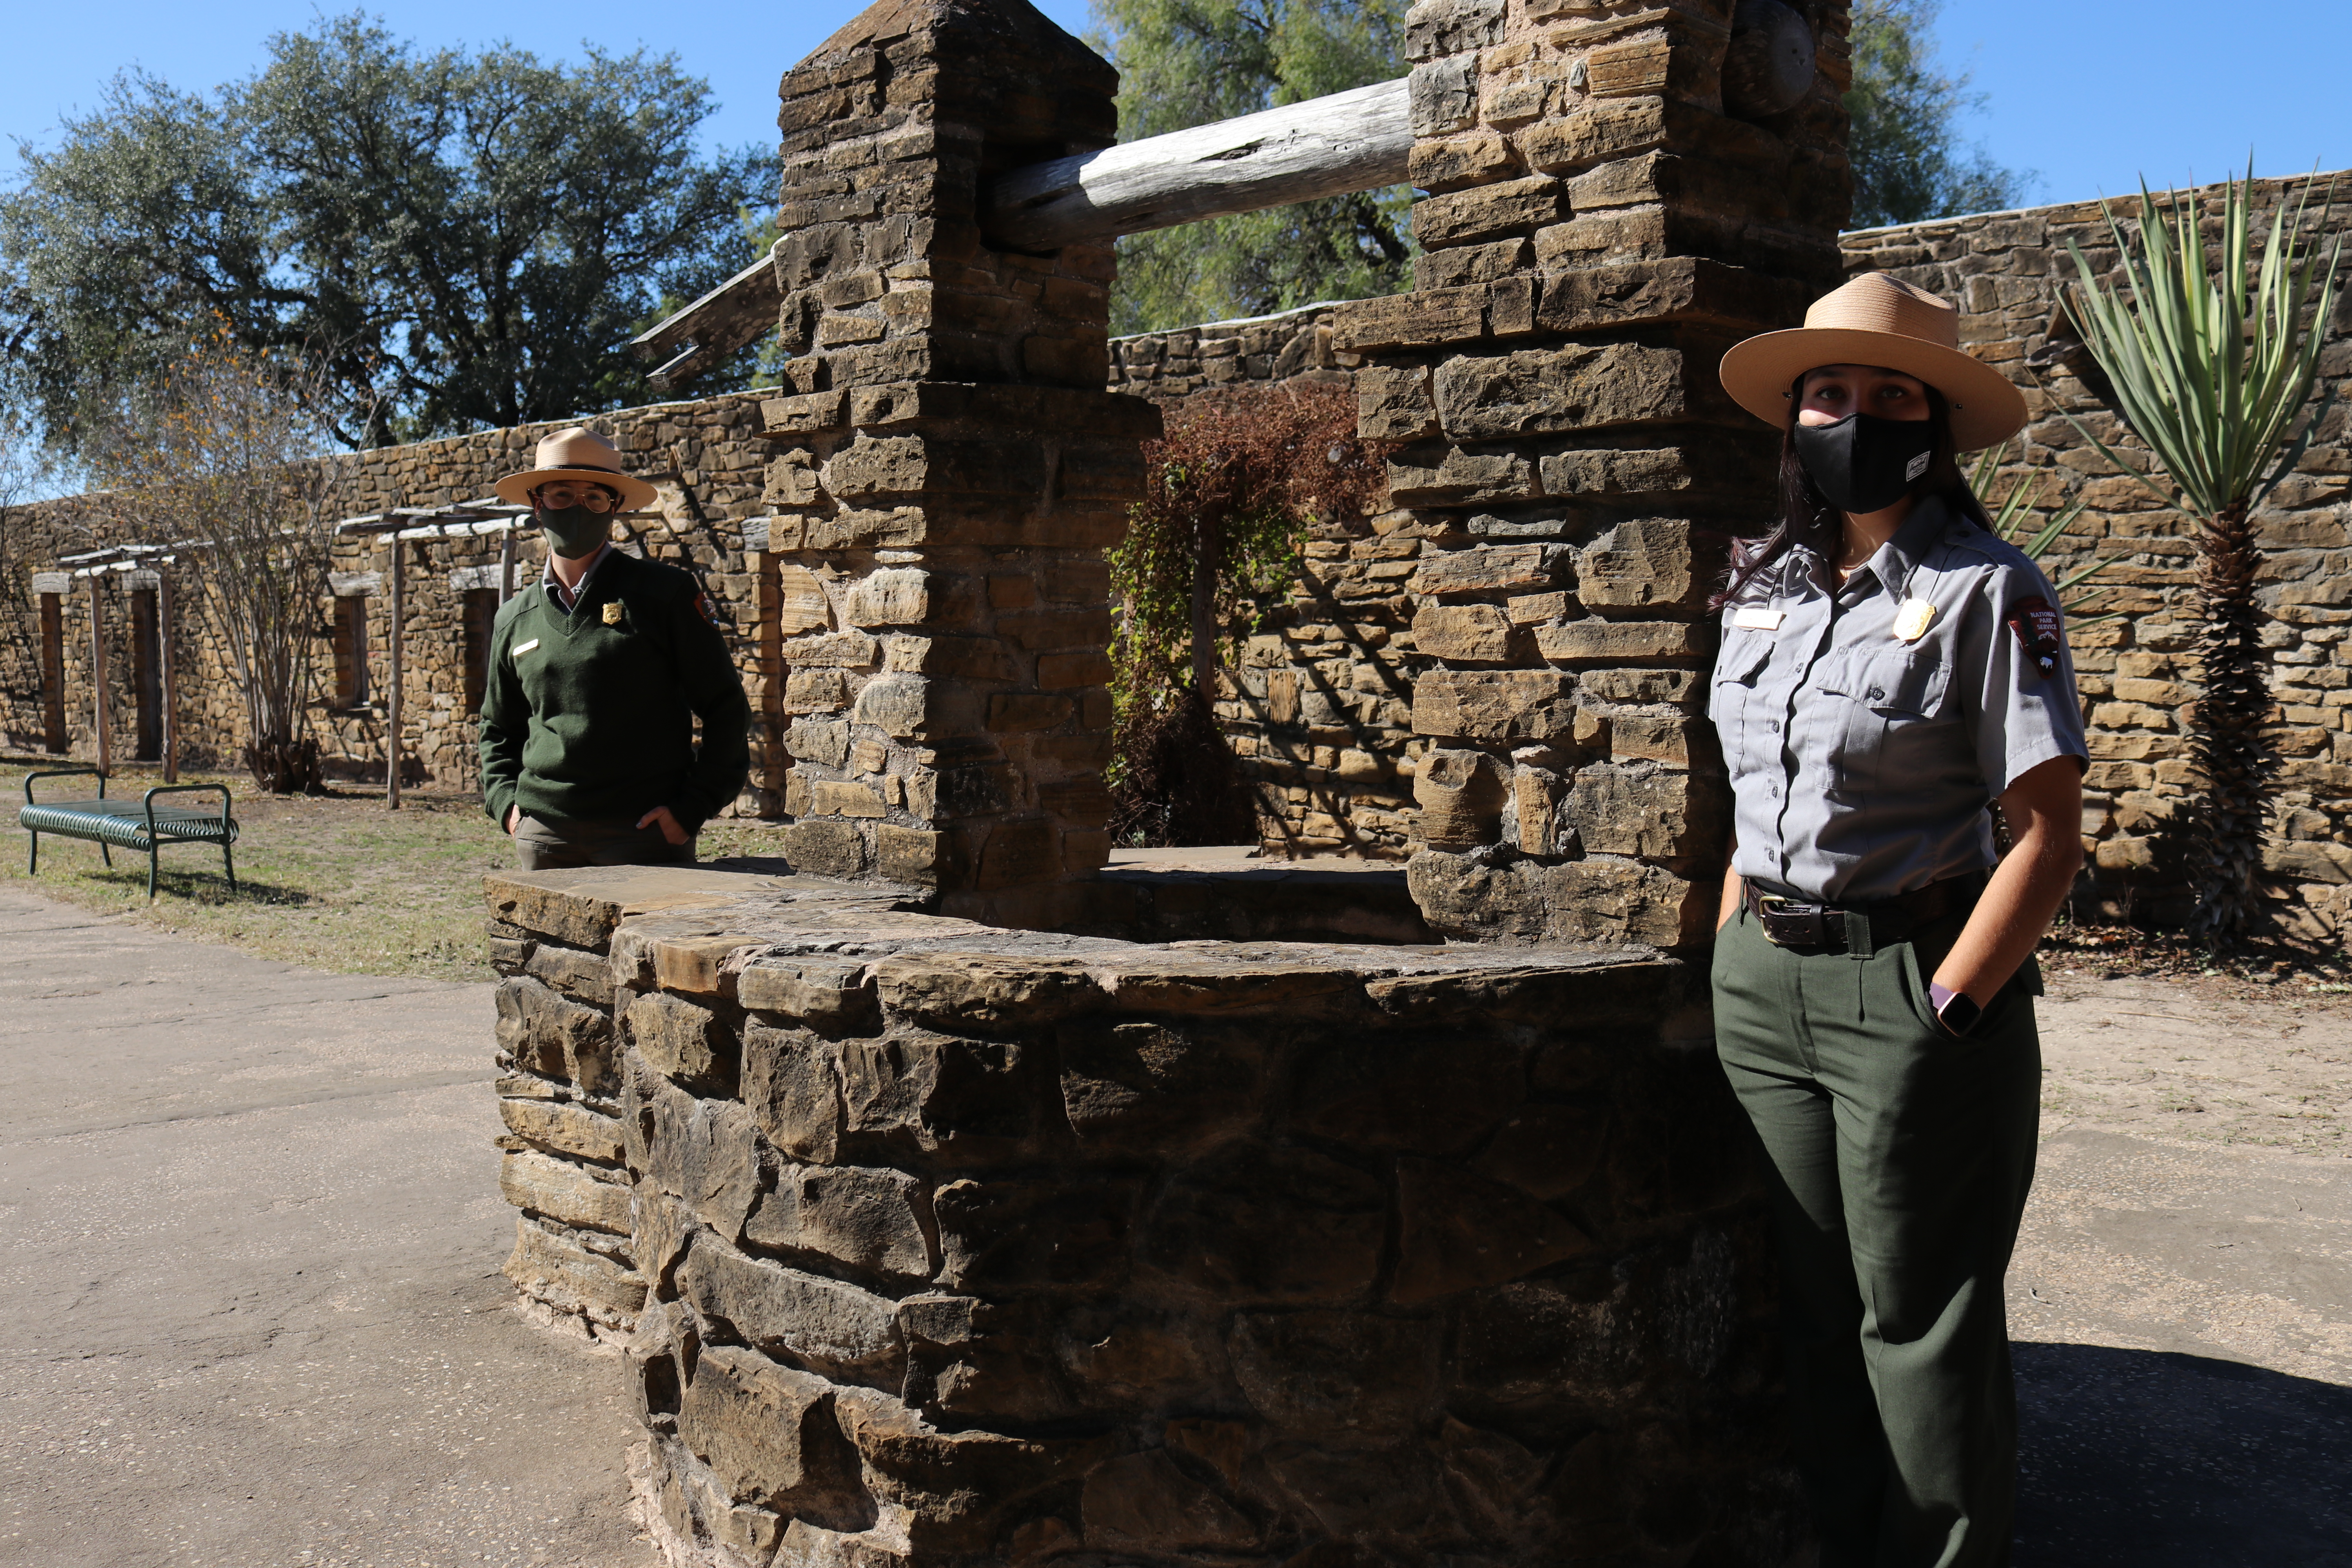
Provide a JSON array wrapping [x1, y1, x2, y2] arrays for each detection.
[[602, 600, 625, 626]]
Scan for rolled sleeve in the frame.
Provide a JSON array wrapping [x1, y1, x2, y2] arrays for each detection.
[[1963, 563, 2088, 797]]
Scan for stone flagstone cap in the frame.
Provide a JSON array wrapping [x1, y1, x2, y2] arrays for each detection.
[[1719, 272, 2030, 452]]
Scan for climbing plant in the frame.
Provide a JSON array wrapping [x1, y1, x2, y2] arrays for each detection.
[[1106, 379, 1388, 846]]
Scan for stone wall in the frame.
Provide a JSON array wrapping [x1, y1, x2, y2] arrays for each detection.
[[1185, 172, 2352, 938], [485, 862, 1797, 1568]]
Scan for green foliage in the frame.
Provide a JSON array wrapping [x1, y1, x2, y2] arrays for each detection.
[[1089, 0, 1414, 334], [1846, 0, 2032, 228], [2060, 175, 2344, 521], [0, 12, 776, 453], [2057, 171, 2344, 944], [1106, 381, 1387, 844], [1967, 443, 2116, 625]]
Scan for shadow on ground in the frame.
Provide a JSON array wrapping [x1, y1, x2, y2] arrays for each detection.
[[2016, 1341, 2352, 1566]]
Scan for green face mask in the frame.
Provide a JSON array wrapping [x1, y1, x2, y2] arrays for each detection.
[[537, 505, 610, 560]]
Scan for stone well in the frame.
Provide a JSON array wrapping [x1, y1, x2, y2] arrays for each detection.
[[487, 863, 1797, 1568]]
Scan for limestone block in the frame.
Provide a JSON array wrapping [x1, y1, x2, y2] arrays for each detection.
[[932, 1176, 1140, 1292], [1404, 0, 1504, 60], [738, 958, 878, 1032], [1333, 287, 1486, 354], [628, 991, 736, 1094], [843, 569, 933, 628], [1580, 519, 1706, 611], [494, 975, 617, 1095], [1566, 767, 1722, 858], [750, 1164, 939, 1285], [1080, 1449, 1257, 1552], [1057, 1018, 1266, 1155], [1414, 747, 1509, 849], [500, 1096, 627, 1164], [632, 1183, 699, 1296], [501, 1147, 632, 1234], [885, 634, 1016, 682], [1226, 1310, 1438, 1434], [766, 450, 826, 508], [503, 1214, 645, 1325], [873, 954, 1104, 1031], [1473, 1102, 1613, 1201], [852, 673, 980, 740], [1407, 850, 1716, 949], [1408, 53, 1479, 137], [1390, 1158, 1594, 1305], [1386, 444, 1535, 506], [775, 563, 832, 635], [783, 631, 880, 668], [1356, 365, 1439, 441], [837, 1028, 1051, 1166], [786, 820, 867, 879], [1412, 602, 1516, 662], [1138, 1143, 1383, 1303], [681, 1238, 904, 1385], [831, 1387, 1111, 1551], [1434, 344, 1691, 440], [1579, 667, 1702, 706], [1410, 129, 1518, 193], [1610, 710, 1715, 768], [1412, 669, 1579, 742], [677, 1346, 864, 1517], [814, 782, 889, 818], [1414, 176, 1566, 249], [785, 669, 850, 714], [743, 1024, 846, 1164], [996, 610, 1113, 651], [1538, 441, 1771, 498], [1535, 619, 1711, 664], [524, 943, 614, 1009], [789, 716, 851, 768], [877, 827, 946, 885], [1511, 764, 1571, 855], [1408, 542, 1567, 596]]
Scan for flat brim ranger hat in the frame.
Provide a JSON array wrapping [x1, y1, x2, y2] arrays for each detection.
[[1718, 272, 2030, 453], [493, 426, 661, 511]]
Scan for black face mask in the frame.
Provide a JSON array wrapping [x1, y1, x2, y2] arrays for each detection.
[[536, 505, 610, 560], [1791, 413, 1938, 515]]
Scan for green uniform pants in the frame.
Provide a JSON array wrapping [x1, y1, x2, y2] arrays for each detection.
[[1711, 902, 2041, 1568]]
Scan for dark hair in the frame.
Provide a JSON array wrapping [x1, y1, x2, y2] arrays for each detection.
[[1710, 375, 1995, 613]]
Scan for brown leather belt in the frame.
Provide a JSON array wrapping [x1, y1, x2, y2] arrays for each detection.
[[1743, 870, 1987, 952]]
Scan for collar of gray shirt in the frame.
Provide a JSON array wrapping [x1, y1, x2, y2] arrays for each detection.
[[541, 541, 613, 614], [1790, 493, 1955, 604]]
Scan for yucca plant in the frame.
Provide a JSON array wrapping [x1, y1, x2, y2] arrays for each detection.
[[1968, 443, 2118, 626], [2059, 169, 2343, 945]]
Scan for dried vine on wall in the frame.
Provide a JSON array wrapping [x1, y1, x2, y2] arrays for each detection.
[[1106, 379, 1389, 847]]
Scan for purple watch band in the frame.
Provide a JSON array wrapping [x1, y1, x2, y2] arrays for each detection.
[[1928, 981, 1958, 1011]]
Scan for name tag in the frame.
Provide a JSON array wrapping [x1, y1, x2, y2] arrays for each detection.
[[513, 638, 541, 657], [1892, 599, 1937, 642], [1731, 607, 1785, 630]]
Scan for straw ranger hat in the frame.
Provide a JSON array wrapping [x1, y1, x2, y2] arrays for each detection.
[[1718, 273, 2029, 452], [494, 426, 660, 511]]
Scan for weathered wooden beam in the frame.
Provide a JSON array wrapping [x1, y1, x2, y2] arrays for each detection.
[[983, 77, 1413, 252], [628, 249, 786, 390]]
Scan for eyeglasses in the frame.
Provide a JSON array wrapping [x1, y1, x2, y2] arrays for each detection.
[[534, 482, 621, 512]]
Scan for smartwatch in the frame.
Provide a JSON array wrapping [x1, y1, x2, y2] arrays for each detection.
[[1928, 982, 1982, 1038]]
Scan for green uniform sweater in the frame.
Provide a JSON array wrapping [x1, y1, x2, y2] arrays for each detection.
[[477, 548, 750, 834]]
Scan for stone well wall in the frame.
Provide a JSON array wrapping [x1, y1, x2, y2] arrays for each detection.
[[486, 862, 1796, 1568]]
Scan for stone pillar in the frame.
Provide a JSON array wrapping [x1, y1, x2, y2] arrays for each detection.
[[1339, 0, 1853, 949], [756, 0, 1161, 926]]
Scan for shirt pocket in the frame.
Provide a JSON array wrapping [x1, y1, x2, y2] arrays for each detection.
[[1819, 645, 1954, 790], [1709, 629, 1776, 772]]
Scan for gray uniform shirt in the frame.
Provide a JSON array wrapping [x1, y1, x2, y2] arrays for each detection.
[[1708, 493, 2088, 904]]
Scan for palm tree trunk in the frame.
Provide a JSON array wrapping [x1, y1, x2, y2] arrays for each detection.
[[2185, 501, 2276, 945]]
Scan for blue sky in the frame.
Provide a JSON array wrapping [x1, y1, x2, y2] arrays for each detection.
[[4, 1, 2347, 216]]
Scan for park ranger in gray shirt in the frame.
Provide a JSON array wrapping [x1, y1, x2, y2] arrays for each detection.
[[1708, 274, 2088, 1568]]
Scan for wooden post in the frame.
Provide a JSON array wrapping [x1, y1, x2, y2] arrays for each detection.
[[159, 572, 179, 784], [386, 537, 404, 810], [87, 573, 111, 777], [499, 527, 517, 604]]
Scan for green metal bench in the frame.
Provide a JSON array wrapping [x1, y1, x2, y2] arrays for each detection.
[[20, 766, 238, 900]]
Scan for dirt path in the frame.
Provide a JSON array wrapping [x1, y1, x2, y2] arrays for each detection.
[[2010, 977, 2352, 1565], [0, 891, 647, 1568]]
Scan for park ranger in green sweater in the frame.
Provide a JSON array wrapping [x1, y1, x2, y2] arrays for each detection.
[[478, 427, 750, 870]]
